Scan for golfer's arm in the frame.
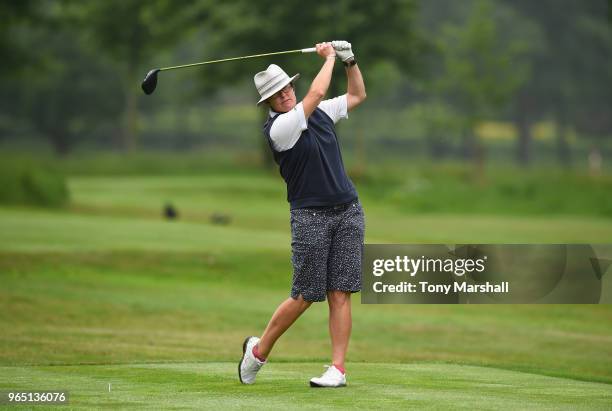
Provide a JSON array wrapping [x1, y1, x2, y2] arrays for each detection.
[[302, 57, 336, 118], [346, 64, 366, 111]]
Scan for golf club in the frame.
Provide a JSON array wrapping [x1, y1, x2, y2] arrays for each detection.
[[141, 47, 317, 95]]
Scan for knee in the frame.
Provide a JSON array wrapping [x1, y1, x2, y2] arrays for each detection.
[[301, 300, 313, 312], [293, 294, 313, 312], [327, 290, 351, 307]]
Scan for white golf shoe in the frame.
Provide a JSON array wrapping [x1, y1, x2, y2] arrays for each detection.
[[238, 336, 266, 384], [309, 365, 346, 388]]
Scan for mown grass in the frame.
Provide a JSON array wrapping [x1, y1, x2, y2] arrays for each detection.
[[1, 363, 611, 410]]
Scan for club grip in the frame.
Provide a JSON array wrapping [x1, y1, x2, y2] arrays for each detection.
[[301, 47, 316, 53]]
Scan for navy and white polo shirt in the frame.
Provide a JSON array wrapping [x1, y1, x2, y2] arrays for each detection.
[[263, 95, 358, 209]]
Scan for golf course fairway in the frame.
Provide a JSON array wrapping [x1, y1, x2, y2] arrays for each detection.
[[1, 174, 611, 409]]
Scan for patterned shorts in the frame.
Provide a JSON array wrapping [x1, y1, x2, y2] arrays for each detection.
[[289, 199, 365, 302]]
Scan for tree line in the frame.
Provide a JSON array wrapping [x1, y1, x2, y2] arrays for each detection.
[[1, 0, 610, 167]]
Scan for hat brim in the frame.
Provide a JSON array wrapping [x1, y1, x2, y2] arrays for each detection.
[[256, 73, 300, 106]]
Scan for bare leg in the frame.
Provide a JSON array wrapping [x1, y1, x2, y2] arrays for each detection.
[[257, 295, 312, 358], [327, 290, 352, 368]]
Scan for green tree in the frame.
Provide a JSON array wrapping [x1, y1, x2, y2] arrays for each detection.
[[68, 0, 204, 150], [507, 0, 612, 167], [22, 32, 123, 154], [433, 0, 535, 167], [405, 101, 463, 158], [191, 0, 425, 167], [0, 0, 123, 154], [0, 0, 39, 76]]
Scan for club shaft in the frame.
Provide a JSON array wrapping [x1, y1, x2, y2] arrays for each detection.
[[159, 48, 315, 72]]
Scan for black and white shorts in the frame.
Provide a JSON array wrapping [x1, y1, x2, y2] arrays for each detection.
[[289, 199, 365, 302]]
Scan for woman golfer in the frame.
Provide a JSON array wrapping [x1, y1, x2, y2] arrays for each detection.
[[239, 41, 366, 387]]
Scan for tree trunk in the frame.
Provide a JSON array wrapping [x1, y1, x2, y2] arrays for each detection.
[[118, 62, 141, 151], [427, 134, 448, 159], [588, 146, 602, 177], [351, 124, 367, 180], [461, 127, 477, 160], [49, 128, 71, 157], [514, 92, 532, 167], [462, 126, 486, 184], [555, 103, 572, 167], [474, 137, 486, 185], [123, 85, 138, 151]]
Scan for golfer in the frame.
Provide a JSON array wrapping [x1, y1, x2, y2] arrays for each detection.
[[238, 41, 366, 388]]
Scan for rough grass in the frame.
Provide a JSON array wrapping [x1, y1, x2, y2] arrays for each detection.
[[0, 160, 68, 208]]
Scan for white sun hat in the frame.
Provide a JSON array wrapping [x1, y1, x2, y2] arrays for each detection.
[[253, 64, 300, 106]]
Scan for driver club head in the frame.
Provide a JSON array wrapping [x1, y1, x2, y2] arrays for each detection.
[[141, 69, 160, 95]]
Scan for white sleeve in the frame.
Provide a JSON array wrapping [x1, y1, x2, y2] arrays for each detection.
[[317, 94, 349, 124], [269, 102, 308, 152]]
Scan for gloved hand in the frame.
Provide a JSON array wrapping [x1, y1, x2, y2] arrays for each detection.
[[331, 40, 354, 63]]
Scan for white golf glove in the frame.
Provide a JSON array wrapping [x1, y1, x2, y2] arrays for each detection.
[[331, 40, 354, 63]]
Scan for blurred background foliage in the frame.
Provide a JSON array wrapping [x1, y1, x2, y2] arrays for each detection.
[[2, 3, 612, 395], [0, 0, 611, 212]]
